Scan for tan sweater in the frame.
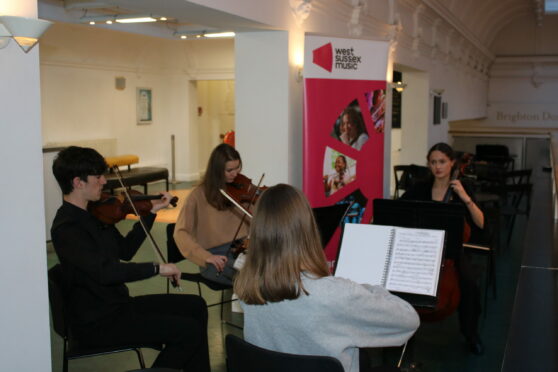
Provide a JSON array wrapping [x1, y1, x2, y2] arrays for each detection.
[[174, 186, 249, 267]]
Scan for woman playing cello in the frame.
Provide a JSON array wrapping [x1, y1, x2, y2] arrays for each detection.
[[174, 143, 250, 285], [400, 142, 484, 355]]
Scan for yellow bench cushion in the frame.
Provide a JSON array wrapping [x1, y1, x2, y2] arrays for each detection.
[[104, 155, 139, 167]]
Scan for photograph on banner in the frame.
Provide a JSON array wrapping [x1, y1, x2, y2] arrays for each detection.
[[365, 89, 386, 133], [335, 189, 367, 224], [330, 99, 369, 150], [322, 147, 356, 196]]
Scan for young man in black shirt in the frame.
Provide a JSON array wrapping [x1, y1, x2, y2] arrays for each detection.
[[51, 146, 210, 371]]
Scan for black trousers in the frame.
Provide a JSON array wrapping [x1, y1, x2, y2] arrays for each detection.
[[457, 255, 482, 341], [74, 294, 210, 372]]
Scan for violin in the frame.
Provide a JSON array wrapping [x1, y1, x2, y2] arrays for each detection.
[[89, 190, 178, 225], [103, 166, 181, 289], [214, 176, 264, 273], [226, 174, 267, 205]]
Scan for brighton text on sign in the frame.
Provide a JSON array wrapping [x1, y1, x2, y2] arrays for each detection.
[[496, 111, 558, 123]]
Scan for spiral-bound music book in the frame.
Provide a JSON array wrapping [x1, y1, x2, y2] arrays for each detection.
[[335, 223, 445, 298]]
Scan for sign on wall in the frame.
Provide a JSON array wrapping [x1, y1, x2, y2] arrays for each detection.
[[488, 103, 558, 127], [303, 35, 389, 265]]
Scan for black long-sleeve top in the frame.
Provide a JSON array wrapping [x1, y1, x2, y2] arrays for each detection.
[[400, 178, 484, 258], [51, 201, 157, 327]]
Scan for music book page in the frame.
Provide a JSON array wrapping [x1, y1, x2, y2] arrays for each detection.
[[385, 227, 444, 296], [335, 224, 392, 285], [335, 223, 445, 297]]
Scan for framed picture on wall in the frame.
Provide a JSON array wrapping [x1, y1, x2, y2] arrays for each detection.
[[442, 102, 448, 119], [137, 87, 152, 124], [433, 95, 441, 125]]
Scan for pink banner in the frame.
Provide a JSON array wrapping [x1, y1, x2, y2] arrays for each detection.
[[303, 36, 388, 264]]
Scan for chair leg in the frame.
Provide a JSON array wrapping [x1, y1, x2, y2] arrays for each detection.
[[220, 290, 225, 321], [134, 348, 146, 369], [490, 250, 497, 299], [63, 339, 68, 372], [506, 214, 518, 247]]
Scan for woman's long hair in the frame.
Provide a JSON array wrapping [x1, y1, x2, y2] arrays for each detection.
[[201, 143, 241, 210], [234, 184, 330, 305]]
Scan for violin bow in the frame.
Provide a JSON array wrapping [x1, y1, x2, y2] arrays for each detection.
[[219, 189, 253, 219], [112, 166, 182, 290]]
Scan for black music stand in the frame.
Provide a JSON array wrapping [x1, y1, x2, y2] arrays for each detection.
[[372, 198, 466, 307], [312, 204, 351, 248]]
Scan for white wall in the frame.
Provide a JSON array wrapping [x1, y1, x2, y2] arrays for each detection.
[[399, 70, 430, 165], [477, 14, 558, 129], [0, 2, 52, 370], [40, 22, 235, 181], [235, 31, 295, 186]]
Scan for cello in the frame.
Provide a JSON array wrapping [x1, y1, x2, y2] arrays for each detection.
[[416, 168, 464, 322]]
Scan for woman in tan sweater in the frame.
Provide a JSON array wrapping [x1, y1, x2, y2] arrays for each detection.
[[174, 144, 249, 285]]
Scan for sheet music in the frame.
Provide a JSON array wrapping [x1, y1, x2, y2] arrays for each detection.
[[335, 224, 391, 285], [385, 228, 444, 296]]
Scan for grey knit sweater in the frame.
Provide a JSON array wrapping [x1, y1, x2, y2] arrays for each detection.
[[241, 274, 419, 372]]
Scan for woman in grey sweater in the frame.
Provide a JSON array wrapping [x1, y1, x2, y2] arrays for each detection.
[[234, 184, 419, 372]]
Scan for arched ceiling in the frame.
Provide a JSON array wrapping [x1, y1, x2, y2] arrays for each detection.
[[38, 0, 554, 54], [425, 0, 542, 48]]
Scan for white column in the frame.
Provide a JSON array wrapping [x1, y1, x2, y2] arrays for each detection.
[[399, 71, 430, 165], [0, 1, 52, 370], [235, 30, 304, 187]]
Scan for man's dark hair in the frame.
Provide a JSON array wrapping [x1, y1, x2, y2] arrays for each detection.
[[52, 146, 107, 195]]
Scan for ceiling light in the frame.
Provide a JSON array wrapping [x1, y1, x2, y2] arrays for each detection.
[[160, 17, 167, 21], [174, 30, 235, 40], [390, 81, 407, 93], [0, 15, 53, 53], [204, 31, 235, 38], [115, 16, 157, 24], [81, 15, 162, 25]]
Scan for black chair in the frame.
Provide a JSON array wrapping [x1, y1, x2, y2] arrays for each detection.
[[48, 264, 161, 372], [475, 144, 514, 170], [504, 169, 532, 185], [393, 164, 430, 199], [166, 223, 236, 323], [225, 334, 345, 372], [499, 183, 533, 246]]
